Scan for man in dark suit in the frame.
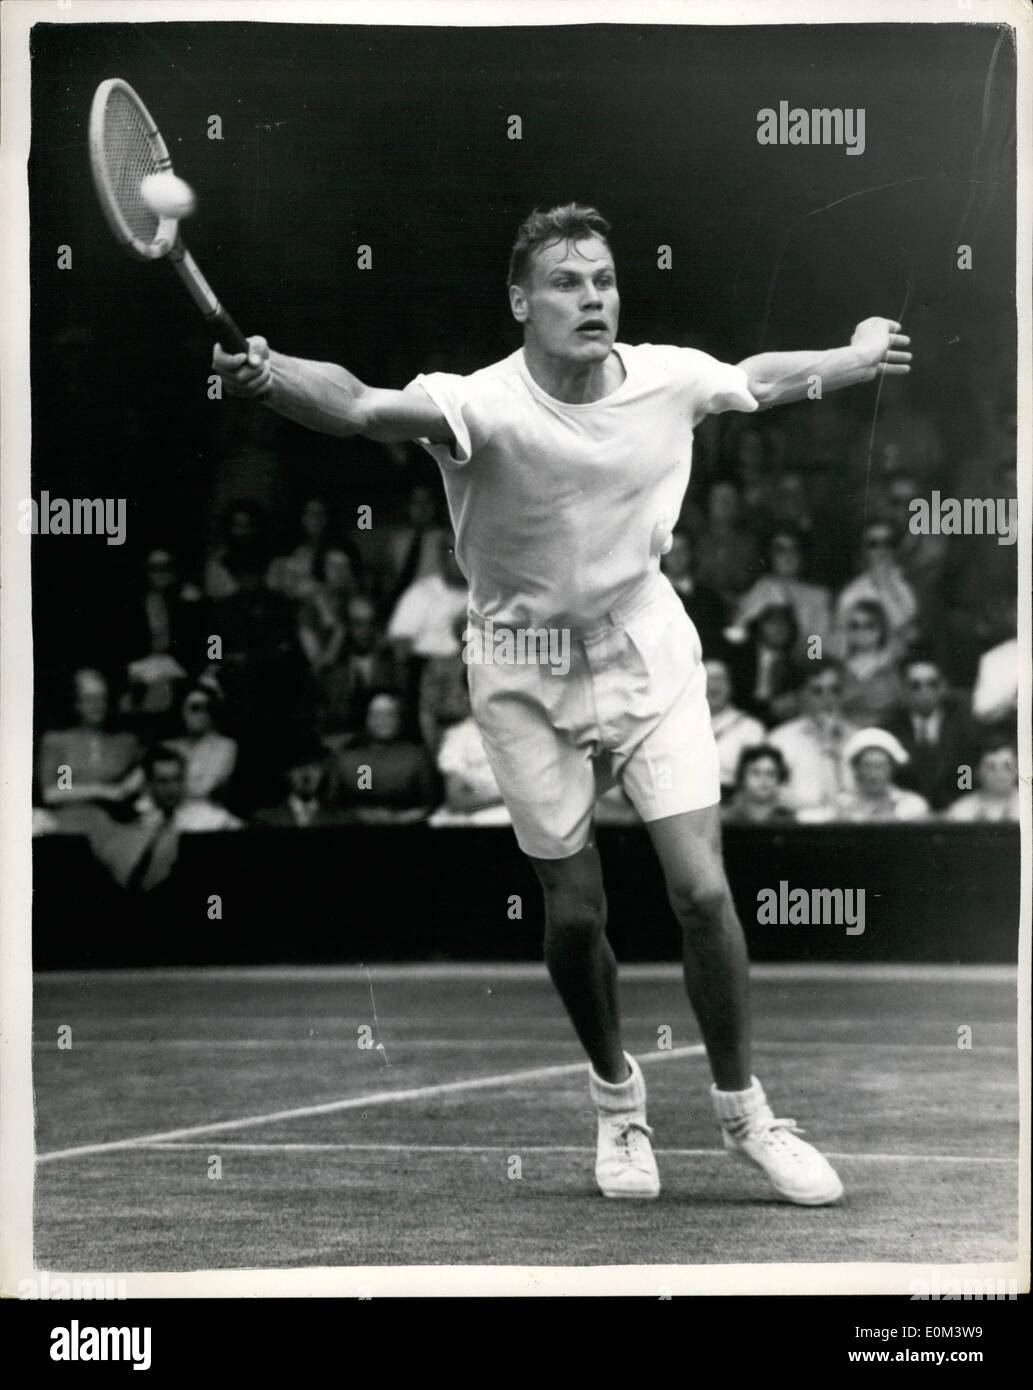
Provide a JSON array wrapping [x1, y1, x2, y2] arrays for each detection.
[[253, 738, 343, 828], [880, 655, 977, 811]]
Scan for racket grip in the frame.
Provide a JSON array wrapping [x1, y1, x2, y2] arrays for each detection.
[[206, 307, 249, 356]]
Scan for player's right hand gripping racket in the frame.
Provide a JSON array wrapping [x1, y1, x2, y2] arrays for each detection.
[[88, 77, 247, 354]]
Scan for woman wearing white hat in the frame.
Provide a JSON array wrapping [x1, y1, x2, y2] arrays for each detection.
[[800, 727, 931, 823]]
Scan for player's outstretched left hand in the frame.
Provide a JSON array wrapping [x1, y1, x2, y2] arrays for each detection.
[[851, 317, 912, 376]]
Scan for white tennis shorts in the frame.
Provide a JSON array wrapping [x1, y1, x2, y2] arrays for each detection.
[[466, 574, 721, 859]]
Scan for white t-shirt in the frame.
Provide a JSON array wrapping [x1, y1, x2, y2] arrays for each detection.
[[411, 343, 757, 627]]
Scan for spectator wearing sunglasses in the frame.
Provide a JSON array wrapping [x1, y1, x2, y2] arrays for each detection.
[[834, 521, 919, 651], [732, 526, 832, 660], [167, 679, 238, 805], [880, 656, 977, 810], [839, 599, 903, 726]]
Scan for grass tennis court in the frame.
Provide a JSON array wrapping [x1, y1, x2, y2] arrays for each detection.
[[33, 963, 1018, 1270]]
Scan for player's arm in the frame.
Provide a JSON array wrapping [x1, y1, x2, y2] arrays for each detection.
[[736, 317, 912, 409], [212, 337, 453, 444]]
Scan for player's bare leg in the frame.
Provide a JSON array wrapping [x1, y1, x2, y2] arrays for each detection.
[[647, 803, 843, 1204], [531, 842, 659, 1198], [645, 804, 752, 1090], [530, 842, 625, 1080]]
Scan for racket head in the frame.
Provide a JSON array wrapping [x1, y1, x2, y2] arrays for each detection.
[[88, 78, 179, 260]]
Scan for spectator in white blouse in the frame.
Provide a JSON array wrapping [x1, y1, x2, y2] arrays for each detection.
[[167, 680, 238, 805], [768, 660, 858, 814], [387, 533, 469, 661], [971, 593, 1018, 730], [429, 684, 511, 829], [705, 658, 765, 793], [945, 742, 1020, 823]]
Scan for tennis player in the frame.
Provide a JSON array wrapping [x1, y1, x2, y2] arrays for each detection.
[[213, 204, 911, 1203]]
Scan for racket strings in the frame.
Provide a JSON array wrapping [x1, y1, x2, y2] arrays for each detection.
[[103, 88, 163, 245]]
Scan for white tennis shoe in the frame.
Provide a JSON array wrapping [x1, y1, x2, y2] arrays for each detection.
[[589, 1053, 661, 1199], [713, 1078, 844, 1206]]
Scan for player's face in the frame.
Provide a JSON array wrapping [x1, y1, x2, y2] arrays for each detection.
[[512, 236, 619, 363]]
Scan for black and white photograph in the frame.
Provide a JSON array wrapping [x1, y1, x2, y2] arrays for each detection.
[[1, 0, 1029, 1331]]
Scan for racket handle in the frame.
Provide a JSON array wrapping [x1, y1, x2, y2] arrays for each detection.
[[167, 242, 249, 355], [205, 307, 249, 356]]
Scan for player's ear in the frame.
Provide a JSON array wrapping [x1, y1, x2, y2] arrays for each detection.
[[509, 282, 529, 324]]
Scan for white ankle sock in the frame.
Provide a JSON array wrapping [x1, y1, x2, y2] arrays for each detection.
[[589, 1053, 645, 1113], [711, 1075, 767, 1123]]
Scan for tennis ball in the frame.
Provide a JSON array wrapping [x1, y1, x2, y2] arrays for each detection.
[[140, 171, 197, 219]]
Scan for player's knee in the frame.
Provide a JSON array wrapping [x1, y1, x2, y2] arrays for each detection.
[[543, 894, 607, 957], [666, 872, 728, 927]]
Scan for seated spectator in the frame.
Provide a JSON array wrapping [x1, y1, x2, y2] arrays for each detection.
[[732, 526, 831, 659], [267, 496, 331, 600], [388, 535, 469, 731], [839, 599, 903, 726], [880, 655, 976, 810], [204, 499, 268, 601], [769, 470, 817, 537], [166, 679, 238, 804], [90, 745, 240, 894], [727, 602, 800, 726], [320, 595, 403, 738], [883, 472, 949, 624], [120, 545, 203, 669], [704, 658, 765, 792], [116, 546, 206, 729], [660, 530, 728, 658], [428, 685, 511, 828], [298, 545, 362, 673], [37, 668, 144, 836], [802, 727, 930, 823], [945, 742, 1020, 823], [387, 534, 469, 661], [722, 745, 796, 825], [768, 659, 858, 814], [333, 691, 437, 824], [693, 479, 760, 605], [971, 594, 1018, 731], [209, 537, 314, 804], [378, 482, 451, 616], [254, 737, 342, 828], [419, 613, 474, 753], [834, 521, 919, 649]]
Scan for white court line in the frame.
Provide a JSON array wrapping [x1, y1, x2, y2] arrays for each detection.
[[35, 1044, 706, 1164], [34, 962, 1018, 986], [129, 1141, 1017, 1165], [29, 1039, 1018, 1052]]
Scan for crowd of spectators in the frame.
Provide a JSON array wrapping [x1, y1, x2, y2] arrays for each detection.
[[33, 392, 1020, 893]]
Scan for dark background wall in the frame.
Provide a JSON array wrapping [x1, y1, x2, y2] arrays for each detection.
[[32, 823, 1021, 969], [28, 20, 1017, 717]]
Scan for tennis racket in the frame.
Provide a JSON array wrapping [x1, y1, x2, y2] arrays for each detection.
[[88, 77, 247, 354]]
